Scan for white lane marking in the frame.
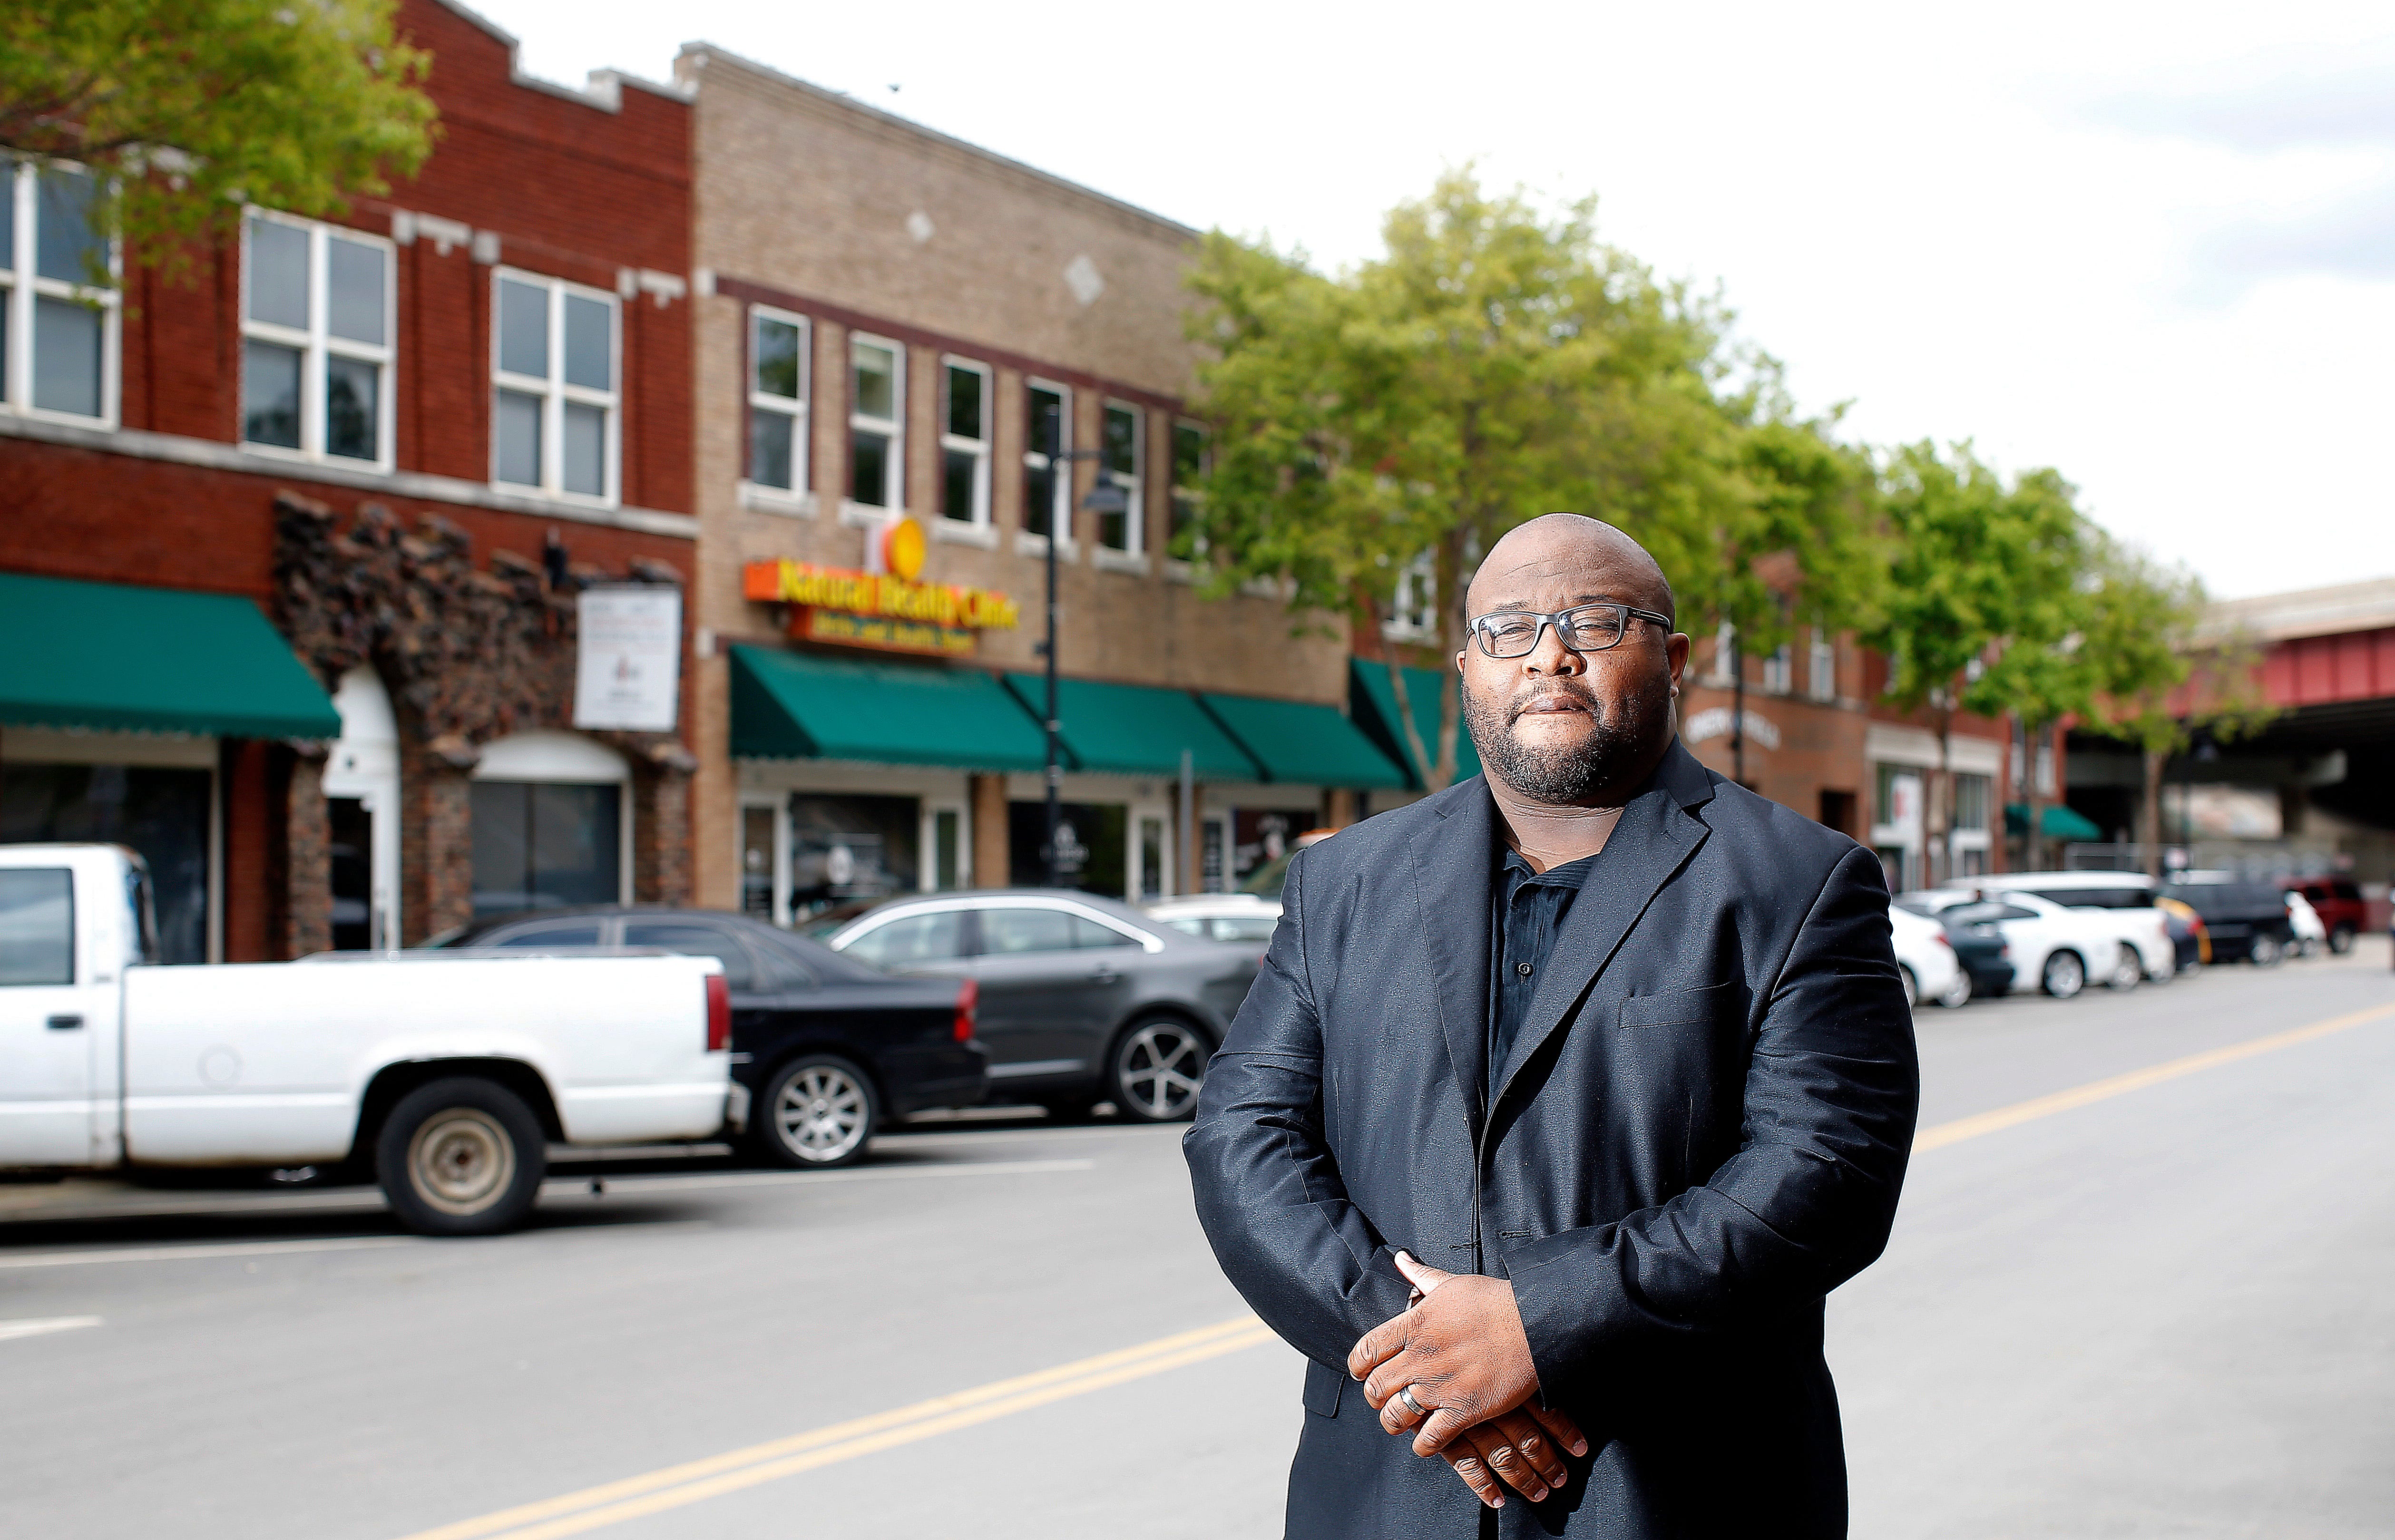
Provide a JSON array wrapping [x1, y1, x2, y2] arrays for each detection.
[[0, 1315, 103, 1341], [558, 1158, 1095, 1196], [0, 1157, 1099, 1228], [0, 1237, 416, 1270]]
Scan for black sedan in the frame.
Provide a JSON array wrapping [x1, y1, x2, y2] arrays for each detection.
[[820, 889, 1263, 1122], [1924, 903, 2016, 997], [427, 907, 987, 1167], [2162, 881, 2296, 965]]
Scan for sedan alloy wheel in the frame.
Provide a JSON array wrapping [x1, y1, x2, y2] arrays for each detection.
[[1111, 1018, 1210, 1123], [2041, 949, 2086, 999], [761, 1055, 878, 1168]]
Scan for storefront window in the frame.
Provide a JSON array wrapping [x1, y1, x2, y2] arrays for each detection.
[[740, 806, 777, 919], [469, 780, 621, 917], [1008, 801, 1127, 896], [0, 763, 212, 964], [789, 794, 918, 919]]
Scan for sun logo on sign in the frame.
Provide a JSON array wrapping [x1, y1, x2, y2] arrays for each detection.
[[880, 517, 927, 582]]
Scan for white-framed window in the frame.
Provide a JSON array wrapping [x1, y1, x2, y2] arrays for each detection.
[[747, 306, 809, 495], [491, 270, 619, 503], [1710, 621, 1738, 684], [0, 159, 117, 425], [940, 358, 990, 525], [1098, 400, 1143, 553], [1384, 550, 1437, 641], [847, 333, 903, 511], [1761, 640, 1793, 694], [1808, 629, 1838, 701], [1023, 379, 1073, 546], [240, 211, 393, 468], [1169, 419, 1207, 557]]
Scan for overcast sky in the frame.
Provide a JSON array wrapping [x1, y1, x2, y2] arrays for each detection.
[[470, 0, 2395, 600]]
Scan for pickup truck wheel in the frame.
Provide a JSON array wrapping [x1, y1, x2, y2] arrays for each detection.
[[2248, 934, 2284, 967], [377, 1079, 546, 1237], [757, 1055, 877, 1168], [2040, 950, 2086, 999], [2329, 924, 2356, 955], [1109, 1017, 1210, 1123]]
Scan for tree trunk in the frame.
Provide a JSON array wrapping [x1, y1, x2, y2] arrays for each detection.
[[1932, 704, 1954, 888], [2140, 745, 2166, 879], [2021, 718, 2047, 873], [1731, 624, 1746, 786]]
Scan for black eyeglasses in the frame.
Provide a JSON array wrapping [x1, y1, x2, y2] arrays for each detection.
[[1469, 603, 1672, 659]]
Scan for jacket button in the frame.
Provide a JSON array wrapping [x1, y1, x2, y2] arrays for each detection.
[[1517, 962, 1533, 976]]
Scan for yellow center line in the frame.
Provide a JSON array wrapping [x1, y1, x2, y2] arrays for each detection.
[[391, 1314, 1273, 1540], [1915, 999, 2395, 1153]]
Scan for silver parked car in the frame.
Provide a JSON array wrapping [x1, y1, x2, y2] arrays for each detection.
[[820, 889, 1264, 1122]]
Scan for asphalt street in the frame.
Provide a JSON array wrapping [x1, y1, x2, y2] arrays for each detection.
[[3, 942, 2390, 1539]]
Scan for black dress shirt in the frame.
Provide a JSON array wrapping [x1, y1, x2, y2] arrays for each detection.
[[1489, 847, 1603, 1072]]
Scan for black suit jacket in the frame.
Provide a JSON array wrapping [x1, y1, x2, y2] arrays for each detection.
[[1183, 743, 1919, 1539]]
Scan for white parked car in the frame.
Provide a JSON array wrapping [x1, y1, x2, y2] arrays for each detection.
[[1889, 906, 1973, 1009], [1141, 893, 1282, 946], [2285, 890, 2327, 956], [0, 844, 733, 1234], [1898, 888, 2136, 999], [1953, 872, 2178, 982]]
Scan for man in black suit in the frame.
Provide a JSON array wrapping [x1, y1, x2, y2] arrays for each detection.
[[1185, 514, 1918, 1537]]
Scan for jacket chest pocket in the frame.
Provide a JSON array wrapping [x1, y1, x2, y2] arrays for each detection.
[[1618, 979, 1738, 1031]]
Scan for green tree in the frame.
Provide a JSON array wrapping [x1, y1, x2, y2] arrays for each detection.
[[1183, 170, 1877, 791], [1863, 442, 2083, 883], [0, 0, 436, 281], [2074, 544, 2276, 877]]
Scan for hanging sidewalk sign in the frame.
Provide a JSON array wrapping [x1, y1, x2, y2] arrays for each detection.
[[573, 586, 683, 732]]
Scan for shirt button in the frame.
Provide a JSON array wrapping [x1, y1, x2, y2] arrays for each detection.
[[1517, 962, 1534, 976]]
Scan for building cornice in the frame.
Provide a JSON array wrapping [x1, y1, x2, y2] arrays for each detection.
[[0, 412, 697, 540]]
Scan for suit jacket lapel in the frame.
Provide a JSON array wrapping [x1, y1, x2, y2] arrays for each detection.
[[1486, 742, 1716, 1115], [1407, 778, 1497, 1127]]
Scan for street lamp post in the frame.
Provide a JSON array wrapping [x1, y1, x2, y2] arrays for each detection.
[[1035, 444, 1129, 888]]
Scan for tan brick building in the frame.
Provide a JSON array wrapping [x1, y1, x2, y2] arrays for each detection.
[[674, 48, 1399, 920]]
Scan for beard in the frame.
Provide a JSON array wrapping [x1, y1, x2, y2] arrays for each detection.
[[1463, 669, 1672, 803]]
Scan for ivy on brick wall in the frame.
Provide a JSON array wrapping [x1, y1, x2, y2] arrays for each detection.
[[272, 490, 694, 775]]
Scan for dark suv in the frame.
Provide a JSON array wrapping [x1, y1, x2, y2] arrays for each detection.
[[2160, 882, 2297, 966], [429, 907, 987, 1168], [2283, 877, 2368, 955]]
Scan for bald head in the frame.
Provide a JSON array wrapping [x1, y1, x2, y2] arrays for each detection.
[[1464, 514, 1675, 631]]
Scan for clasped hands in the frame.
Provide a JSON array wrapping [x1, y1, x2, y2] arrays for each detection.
[[1347, 1251, 1588, 1510]]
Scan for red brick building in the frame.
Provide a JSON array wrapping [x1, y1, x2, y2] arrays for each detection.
[[0, 0, 698, 957]]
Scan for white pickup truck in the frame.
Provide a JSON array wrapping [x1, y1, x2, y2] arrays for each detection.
[[0, 844, 732, 1235]]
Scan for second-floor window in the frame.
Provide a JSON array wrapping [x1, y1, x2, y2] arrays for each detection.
[[1169, 420, 1207, 556], [747, 307, 808, 494], [1, 160, 116, 424], [848, 335, 902, 509], [1023, 380, 1072, 544], [941, 359, 990, 524], [1953, 772, 1991, 832], [1808, 630, 1838, 701], [492, 271, 617, 503], [1099, 401, 1143, 552], [1385, 551, 1437, 641], [1761, 640, 1793, 694], [241, 212, 392, 466]]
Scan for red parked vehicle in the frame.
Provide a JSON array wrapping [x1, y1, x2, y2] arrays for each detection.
[[2283, 877, 2368, 955]]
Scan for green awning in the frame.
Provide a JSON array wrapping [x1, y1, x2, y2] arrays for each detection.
[[1197, 692, 1410, 789], [2005, 802, 2105, 841], [1000, 674, 1260, 780], [0, 572, 340, 739], [1349, 659, 1480, 789], [730, 645, 1049, 771]]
